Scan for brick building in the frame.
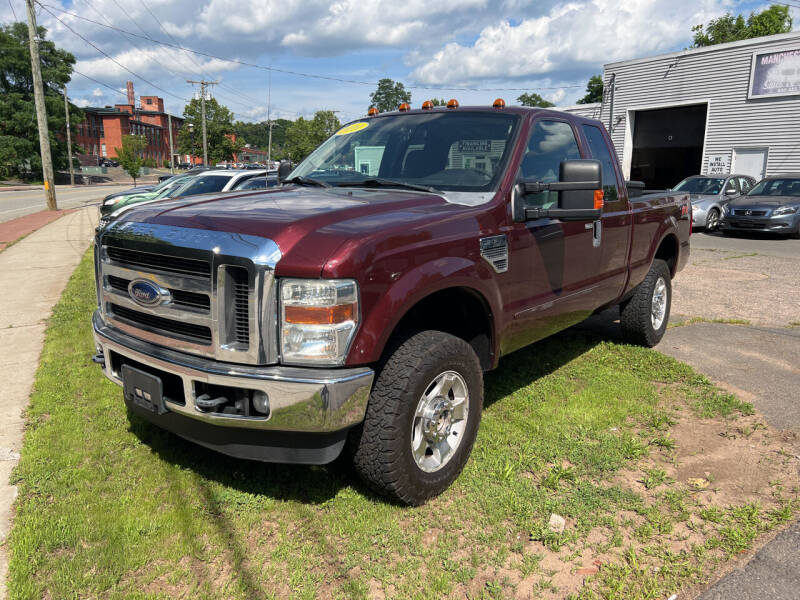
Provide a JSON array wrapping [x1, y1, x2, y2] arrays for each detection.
[[74, 82, 187, 167]]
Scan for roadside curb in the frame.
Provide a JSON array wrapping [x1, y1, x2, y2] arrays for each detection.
[[0, 209, 77, 252]]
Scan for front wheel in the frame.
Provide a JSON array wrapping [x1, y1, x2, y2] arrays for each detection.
[[351, 331, 483, 505], [705, 208, 721, 232], [620, 259, 672, 347]]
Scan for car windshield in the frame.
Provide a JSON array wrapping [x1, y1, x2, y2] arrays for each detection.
[[748, 178, 800, 197], [673, 177, 725, 194], [151, 176, 193, 199], [289, 111, 520, 192], [170, 174, 233, 198]]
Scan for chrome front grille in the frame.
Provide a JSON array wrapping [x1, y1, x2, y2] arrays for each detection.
[[96, 222, 281, 365]]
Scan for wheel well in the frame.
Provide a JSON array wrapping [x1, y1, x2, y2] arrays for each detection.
[[655, 234, 678, 277], [387, 287, 494, 370]]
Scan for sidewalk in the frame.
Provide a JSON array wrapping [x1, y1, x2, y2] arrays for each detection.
[[0, 207, 98, 600], [0, 209, 75, 251]]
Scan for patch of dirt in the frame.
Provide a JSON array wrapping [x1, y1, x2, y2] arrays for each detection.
[[671, 411, 800, 507]]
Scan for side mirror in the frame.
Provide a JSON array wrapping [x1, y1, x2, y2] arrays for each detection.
[[725, 188, 737, 196], [277, 160, 292, 183], [513, 159, 603, 222], [627, 180, 645, 198]]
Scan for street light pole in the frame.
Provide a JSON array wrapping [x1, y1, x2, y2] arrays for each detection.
[[167, 113, 175, 174], [25, 0, 57, 209], [63, 85, 74, 186]]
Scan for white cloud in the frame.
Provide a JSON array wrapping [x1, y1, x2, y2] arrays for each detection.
[[92, 88, 104, 97], [411, 0, 729, 84], [72, 98, 91, 107]]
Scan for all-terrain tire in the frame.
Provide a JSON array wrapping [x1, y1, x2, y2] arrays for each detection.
[[351, 331, 483, 506], [620, 259, 672, 347]]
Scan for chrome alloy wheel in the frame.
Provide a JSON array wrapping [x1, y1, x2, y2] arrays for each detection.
[[411, 370, 469, 473], [651, 277, 668, 330], [706, 209, 720, 231]]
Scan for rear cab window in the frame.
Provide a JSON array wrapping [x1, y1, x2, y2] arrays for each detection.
[[581, 124, 619, 203]]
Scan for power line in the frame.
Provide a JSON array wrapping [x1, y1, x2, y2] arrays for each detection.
[[7, 0, 18, 21], [38, 3, 191, 104], [36, 3, 584, 92]]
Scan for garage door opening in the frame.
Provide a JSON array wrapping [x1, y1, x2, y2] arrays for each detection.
[[630, 104, 707, 190]]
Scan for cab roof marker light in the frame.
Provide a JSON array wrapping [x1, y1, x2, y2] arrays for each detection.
[[493, 98, 506, 108], [446, 98, 459, 109], [421, 100, 434, 110], [367, 106, 379, 116], [398, 103, 411, 112]]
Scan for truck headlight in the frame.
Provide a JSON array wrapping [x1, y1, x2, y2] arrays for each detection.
[[279, 278, 359, 365], [772, 205, 797, 216]]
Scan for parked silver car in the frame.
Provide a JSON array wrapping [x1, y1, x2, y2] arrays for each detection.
[[721, 175, 800, 238], [672, 174, 755, 231]]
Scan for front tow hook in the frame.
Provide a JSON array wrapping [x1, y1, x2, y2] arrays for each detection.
[[91, 352, 106, 368]]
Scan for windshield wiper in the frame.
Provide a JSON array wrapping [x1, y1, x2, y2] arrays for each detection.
[[283, 175, 330, 188], [336, 178, 438, 193]]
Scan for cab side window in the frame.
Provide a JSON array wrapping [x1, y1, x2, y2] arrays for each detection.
[[581, 124, 619, 203], [519, 120, 581, 208]]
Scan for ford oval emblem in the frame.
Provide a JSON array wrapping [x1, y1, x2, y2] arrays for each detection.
[[128, 279, 169, 307]]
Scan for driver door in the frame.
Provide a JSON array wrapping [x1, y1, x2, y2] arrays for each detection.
[[503, 119, 602, 352]]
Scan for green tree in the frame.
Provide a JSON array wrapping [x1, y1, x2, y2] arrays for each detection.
[[692, 6, 792, 47], [577, 75, 604, 104], [0, 22, 82, 178], [284, 110, 342, 162], [516, 92, 555, 108], [176, 97, 243, 164], [115, 135, 146, 185], [369, 78, 412, 113], [429, 98, 448, 106]]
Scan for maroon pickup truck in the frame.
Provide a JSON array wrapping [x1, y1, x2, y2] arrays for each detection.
[[92, 104, 690, 505]]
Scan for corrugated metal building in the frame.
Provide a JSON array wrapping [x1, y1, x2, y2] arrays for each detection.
[[561, 32, 800, 189]]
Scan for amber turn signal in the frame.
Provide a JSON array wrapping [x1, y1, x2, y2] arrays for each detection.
[[446, 98, 459, 109], [398, 103, 411, 112], [367, 106, 379, 116], [493, 98, 506, 108], [421, 100, 433, 110], [594, 189, 604, 209], [283, 304, 355, 325]]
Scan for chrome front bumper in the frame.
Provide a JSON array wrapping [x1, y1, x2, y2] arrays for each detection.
[[93, 310, 374, 435]]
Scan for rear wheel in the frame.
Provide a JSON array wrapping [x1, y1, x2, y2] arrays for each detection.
[[620, 259, 671, 347], [351, 331, 483, 505]]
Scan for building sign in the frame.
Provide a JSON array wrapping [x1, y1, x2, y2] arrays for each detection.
[[749, 48, 800, 99], [707, 153, 730, 175]]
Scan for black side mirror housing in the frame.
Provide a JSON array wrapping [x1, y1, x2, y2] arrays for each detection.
[[513, 159, 602, 222], [277, 160, 292, 183]]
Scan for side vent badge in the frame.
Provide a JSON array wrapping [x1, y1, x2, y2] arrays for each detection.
[[480, 235, 508, 273]]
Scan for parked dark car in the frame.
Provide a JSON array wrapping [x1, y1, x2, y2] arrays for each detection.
[[721, 175, 800, 238], [672, 174, 754, 231], [98, 158, 119, 167], [157, 174, 176, 183]]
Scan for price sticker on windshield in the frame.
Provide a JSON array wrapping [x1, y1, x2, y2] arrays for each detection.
[[336, 122, 369, 136]]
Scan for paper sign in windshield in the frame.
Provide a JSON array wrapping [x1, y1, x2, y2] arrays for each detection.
[[336, 122, 369, 136]]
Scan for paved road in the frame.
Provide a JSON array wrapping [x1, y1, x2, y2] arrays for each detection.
[[0, 185, 130, 224], [691, 229, 800, 258]]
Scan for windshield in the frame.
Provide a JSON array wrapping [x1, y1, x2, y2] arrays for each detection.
[[289, 112, 520, 192], [673, 177, 725, 194], [748, 178, 800, 197], [170, 174, 233, 198], [152, 176, 193, 200]]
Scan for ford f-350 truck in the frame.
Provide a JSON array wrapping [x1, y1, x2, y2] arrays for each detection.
[[92, 103, 690, 505]]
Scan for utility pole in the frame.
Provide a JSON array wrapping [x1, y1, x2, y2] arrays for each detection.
[[167, 113, 175, 174], [25, 0, 57, 209], [266, 69, 273, 167], [187, 79, 217, 166], [62, 86, 74, 186]]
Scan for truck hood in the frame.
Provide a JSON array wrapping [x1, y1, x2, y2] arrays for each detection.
[[112, 185, 465, 277]]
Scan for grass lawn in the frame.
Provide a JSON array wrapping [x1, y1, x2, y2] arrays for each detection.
[[7, 252, 799, 600]]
